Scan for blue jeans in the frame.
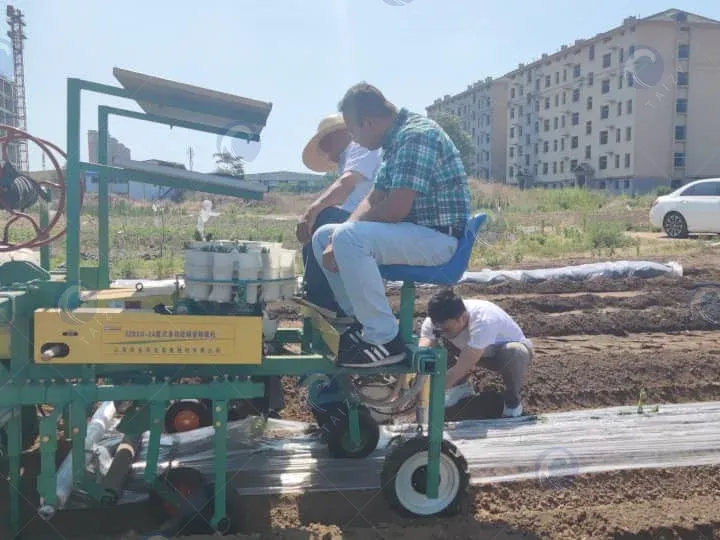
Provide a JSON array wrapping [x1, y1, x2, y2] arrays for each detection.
[[301, 206, 351, 312], [311, 220, 458, 345]]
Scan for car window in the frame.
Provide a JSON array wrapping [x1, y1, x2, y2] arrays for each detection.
[[680, 182, 720, 196]]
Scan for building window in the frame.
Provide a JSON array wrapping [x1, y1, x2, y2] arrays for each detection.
[[616, 129, 621, 143], [545, 75, 551, 88], [601, 79, 610, 94], [571, 136, 579, 149], [535, 121, 539, 133], [560, 160, 565, 173], [526, 133, 531, 144], [562, 91, 567, 105], [534, 143, 538, 154], [600, 130, 608, 145], [571, 159, 578, 171], [627, 99, 633, 114], [587, 96, 593, 110], [625, 153, 631, 168], [619, 48, 624, 63], [572, 112, 580, 125], [511, 87, 516, 99], [618, 74, 623, 89], [589, 44, 595, 60], [544, 141, 549, 153], [553, 161, 557, 174], [543, 162, 549, 174], [553, 139, 558, 151], [602, 53, 611, 68], [585, 145, 592, 159], [627, 73, 634, 87], [677, 72, 689, 86], [626, 126, 632, 141], [509, 166, 514, 177], [555, 72, 560, 84], [617, 102, 623, 116], [573, 88, 580, 102], [675, 125, 686, 140], [678, 43, 689, 60], [510, 127, 515, 138], [599, 155, 607, 170], [535, 78, 540, 91], [545, 97, 550, 109], [673, 152, 685, 168], [586, 121, 592, 135], [509, 147, 514, 158], [573, 64, 581, 78], [554, 117, 559, 129], [601, 105, 609, 119], [615, 154, 620, 168], [676, 98, 688, 114], [555, 94, 559, 107], [544, 119, 550, 132], [561, 115, 566, 128], [561, 137, 565, 150], [588, 72, 594, 86]]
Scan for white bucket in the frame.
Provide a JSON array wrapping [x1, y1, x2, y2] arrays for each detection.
[[184, 248, 213, 301], [208, 250, 238, 303], [279, 249, 297, 298], [237, 251, 262, 303]]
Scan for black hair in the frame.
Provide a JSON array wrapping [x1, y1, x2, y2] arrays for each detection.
[[337, 82, 396, 124], [427, 288, 466, 324]]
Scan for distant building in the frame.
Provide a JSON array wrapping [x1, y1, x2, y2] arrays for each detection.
[[426, 77, 509, 181], [244, 170, 327, 191]]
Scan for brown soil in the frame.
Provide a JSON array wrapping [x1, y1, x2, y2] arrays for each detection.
[[6, 250, 720, 540]]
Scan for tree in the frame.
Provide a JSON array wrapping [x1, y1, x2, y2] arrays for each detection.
[[433, 114, 476, 177], [213, 151, 245, 178]]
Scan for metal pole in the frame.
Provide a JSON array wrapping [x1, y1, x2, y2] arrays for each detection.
[[98, 107, 110, 288], [65, 78, 81, 308]]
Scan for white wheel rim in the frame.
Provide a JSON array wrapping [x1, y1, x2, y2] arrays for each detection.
[[394, 450, 460, 515]]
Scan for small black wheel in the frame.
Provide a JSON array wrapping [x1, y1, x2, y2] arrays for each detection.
[[663, 211, 688, 239], [148, 467, 215, 535], [381, 436, 469, 518], [164, 400, 213, 434], [322, 402, 379, 459]]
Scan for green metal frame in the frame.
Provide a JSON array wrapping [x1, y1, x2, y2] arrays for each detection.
[[0, 73, 452, 539]]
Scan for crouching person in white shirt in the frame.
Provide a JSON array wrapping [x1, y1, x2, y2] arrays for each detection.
[[418, 288, 533, 418]]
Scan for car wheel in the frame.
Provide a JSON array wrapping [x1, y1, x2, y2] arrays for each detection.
[[663, 211, 688, 239]]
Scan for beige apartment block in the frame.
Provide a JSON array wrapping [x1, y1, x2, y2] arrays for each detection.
[[502, 8, 720, 194], [426, 77, 508, 181]]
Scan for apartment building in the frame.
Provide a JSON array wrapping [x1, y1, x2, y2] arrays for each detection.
[[426, 77, 508, 180], [503, 8, 720, 193]]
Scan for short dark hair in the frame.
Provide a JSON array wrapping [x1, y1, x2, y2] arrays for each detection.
[[338, 82, 396, 124], [427, 288, 467, 324]]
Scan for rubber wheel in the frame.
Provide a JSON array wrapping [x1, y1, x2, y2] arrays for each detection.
[[0, 406, 40, 457], [322, 402, 380, 459], [148, 467, 218, 535], [663, 211, 688, 239], [381, 436, 469, 518], [164, 400, 213, 434]]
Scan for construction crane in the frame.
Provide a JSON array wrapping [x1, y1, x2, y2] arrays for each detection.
[[6, 4, 27, 173]]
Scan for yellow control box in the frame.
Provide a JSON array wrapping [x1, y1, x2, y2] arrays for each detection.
[[33, 308, 262, 365]]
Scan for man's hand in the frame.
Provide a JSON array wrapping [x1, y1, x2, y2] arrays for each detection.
[[296, 210, 316, 245], [322, 242, 338, 272]]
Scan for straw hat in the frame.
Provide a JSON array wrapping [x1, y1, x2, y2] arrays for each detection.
[[302, 114, 348, 172]]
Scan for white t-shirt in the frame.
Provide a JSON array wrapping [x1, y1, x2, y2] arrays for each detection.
[[420, 299, 532, 351], [336, 142, 381, 213]]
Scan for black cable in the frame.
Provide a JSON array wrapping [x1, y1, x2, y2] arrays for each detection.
[[0, 162, 47, 211]]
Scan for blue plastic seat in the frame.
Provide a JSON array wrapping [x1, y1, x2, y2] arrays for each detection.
[[379, 213, 487, 285]]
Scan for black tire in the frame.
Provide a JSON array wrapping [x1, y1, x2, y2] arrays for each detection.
[[663, 211, 688, 239], [381, 436, 470, 518], [322, 402, 380, 459], [164, 400, 213, 434], [148, 467, 216, 535], [0, 406, 40, 457]]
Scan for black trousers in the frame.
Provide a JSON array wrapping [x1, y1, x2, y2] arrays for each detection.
[[301, 206, 351, 312]]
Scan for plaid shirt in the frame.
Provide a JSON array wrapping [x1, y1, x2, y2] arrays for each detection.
[[374, 108, 470, 228]]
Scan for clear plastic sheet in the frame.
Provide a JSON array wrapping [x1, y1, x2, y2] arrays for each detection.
[[75, 401, 720, 507], [384, 260, 683, 289]]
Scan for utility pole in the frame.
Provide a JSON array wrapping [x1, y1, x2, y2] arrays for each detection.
[[187, 146, 194, 171], [6, 5, 27, 172]]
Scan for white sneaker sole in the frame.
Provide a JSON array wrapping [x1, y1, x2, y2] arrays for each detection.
[[338, 352, 406, 368]]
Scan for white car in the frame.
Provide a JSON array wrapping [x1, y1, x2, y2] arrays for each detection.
[[649, 178, 720, 238]]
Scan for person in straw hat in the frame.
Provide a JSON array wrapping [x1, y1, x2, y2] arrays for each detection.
[[297, 113, 381, 315]]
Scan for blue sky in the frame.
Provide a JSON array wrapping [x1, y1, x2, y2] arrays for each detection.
[[8, 0, 720, 175]]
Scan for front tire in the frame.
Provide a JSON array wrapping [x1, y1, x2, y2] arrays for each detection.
[[381, 436, 469, 518], [663, 211, 688, 238]]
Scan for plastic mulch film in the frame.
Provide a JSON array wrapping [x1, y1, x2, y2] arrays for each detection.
[[74, 400, 720, 508]]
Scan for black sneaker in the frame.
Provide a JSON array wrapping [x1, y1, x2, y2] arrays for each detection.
[[337, 331, 407, 368]]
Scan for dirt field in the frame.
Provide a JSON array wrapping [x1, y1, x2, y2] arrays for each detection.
[[8, 249, 720, 540]]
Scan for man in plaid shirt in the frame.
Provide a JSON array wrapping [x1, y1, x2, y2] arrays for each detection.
[[312, 82, 471, 368]]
